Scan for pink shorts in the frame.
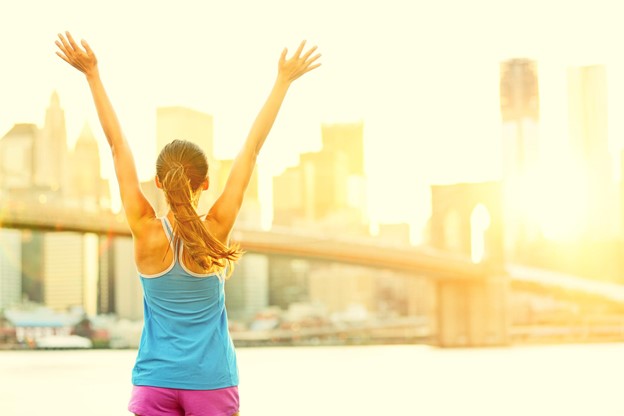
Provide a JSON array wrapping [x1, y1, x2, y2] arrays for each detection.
[[128, 385, 239, 416]]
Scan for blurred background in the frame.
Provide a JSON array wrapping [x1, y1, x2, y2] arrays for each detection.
[[2, 0, 624, 415]]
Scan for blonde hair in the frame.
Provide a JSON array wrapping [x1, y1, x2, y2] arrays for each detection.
[[157, 140, 242, 278]]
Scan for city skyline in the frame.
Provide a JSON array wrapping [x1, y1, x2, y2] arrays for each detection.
[[5, 0, 624, 239]]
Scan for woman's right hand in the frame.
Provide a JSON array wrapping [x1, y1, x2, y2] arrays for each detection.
[[55, 31, 98, 78]]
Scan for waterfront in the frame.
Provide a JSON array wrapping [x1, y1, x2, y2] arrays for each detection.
[[1, 343, 623, 416]]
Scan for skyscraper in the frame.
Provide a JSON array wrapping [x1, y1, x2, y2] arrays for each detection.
[[500, 59, 540, 179], [41, 233, 85, 311], [272, 122, 367, 234], [273, 166, 305, 227], [215, 159, 261, 227], [224, 253, 269, 322], [113, 237, 143, 320], [69, 123, 106, 211], [0, 229, 22, 310], [499, 59, 541, 255], [0, 123, 38, 189], [321, 123, 365, 175], [567, 65, 613, 238], [37, 91, 68, 192]]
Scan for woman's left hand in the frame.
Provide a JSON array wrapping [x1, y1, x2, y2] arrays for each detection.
[[55, 31, 98, 77]]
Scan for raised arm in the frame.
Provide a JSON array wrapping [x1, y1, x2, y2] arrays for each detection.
[[209, 41, 321, 238], [55, 32, 154, 236]]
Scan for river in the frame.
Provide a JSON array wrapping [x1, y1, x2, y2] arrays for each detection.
[[1, 343, 623, 415]]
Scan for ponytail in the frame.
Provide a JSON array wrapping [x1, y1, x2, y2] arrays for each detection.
[[160, 159, 242, 279]]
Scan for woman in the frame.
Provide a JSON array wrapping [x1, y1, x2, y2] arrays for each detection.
[[55, 31, 320, 416]]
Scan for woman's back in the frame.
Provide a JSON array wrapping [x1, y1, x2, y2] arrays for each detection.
[[54, 31, 320, 415], [132, 217, 239, 390]]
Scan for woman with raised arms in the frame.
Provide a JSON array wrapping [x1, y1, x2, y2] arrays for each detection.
[[55, 31, 320, 416]]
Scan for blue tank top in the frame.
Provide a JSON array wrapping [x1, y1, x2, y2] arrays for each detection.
[[131, 217, 239, 390]]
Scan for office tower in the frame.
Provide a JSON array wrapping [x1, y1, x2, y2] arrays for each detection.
[[500, 59, 540, 178], [0, 229, 22, 310], [97, 236, 115, 315], [21, 230, 44, 303], [308, 264, 376, 315], [156, 107, 216, 213], [568, 65, 613, 238], [320, 123, 367, 224], [268, 257, 310, 309], [70, 123, 104, 210], [273, 166, 305, 227], [215, 159, 261, 227], [112, 237, 143, 320], [321, 123, 365, 175], [37, 91, 68, 191], [499, 59, 540, 254], [272, 122, 367, 234], [224, 253, 269, 322], [0, 123, 38, 189], [41, 233, 85, 311]]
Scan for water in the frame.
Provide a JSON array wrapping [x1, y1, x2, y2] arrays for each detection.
[[1, 344, 623, 416]]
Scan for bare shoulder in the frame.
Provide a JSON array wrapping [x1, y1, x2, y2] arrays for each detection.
[[134, 216, 169, 249], [134, 217, 174, 275]]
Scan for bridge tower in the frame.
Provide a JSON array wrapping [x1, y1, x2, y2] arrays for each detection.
[[430, 182, 508, 347]]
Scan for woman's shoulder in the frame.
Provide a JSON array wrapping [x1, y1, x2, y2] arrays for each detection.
[[134, 216, 170, 246]]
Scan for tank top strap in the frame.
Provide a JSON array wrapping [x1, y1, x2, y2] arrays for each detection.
[[161, 217, 180, 262]]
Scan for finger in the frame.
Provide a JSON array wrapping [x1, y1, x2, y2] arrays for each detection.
[[81, 39, 94, 56], [301, 45, 318, 61], [55, 51, 71, 64], [57, 33, 73, 54], [302, 63, 321, 75], [280, 47, 288, 62], [65, 31, 81, 52], [55, 40, 70, 56], [305, 53, 321, 66], [294, 40, 306, 58]]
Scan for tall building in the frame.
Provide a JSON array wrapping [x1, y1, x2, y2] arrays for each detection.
[[112, 237, 143, 320], [321, 123, 365, 175], [97, 236, 115, 315], [69, 123, 106, 211], [37, 91, 68, 192], [273, 166, 305, 227], [0, 229, 22, 310], [499, 59, 541, 255], [156, 107, 216, 213], [268, 257, 310, 309], [21, 230, 44, 303], [225, 253, 269, 322], [500, 59, 540, 179], [308, 263, 376, 315], [0, 123, 38, 189], [272, 122, 367, 234], [41, 233, 86, 311], [215, 159, 261, 227], [567, 65, 614, 238]]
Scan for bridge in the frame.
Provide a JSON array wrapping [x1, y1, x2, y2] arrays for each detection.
[[2, 201, 624, 347], [0, 201, 487, 279]]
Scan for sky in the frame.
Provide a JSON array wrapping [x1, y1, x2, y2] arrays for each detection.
[[2, 0, 624, 240]]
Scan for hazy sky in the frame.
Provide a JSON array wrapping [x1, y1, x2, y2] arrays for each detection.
[[3, 0, 624, 238]]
